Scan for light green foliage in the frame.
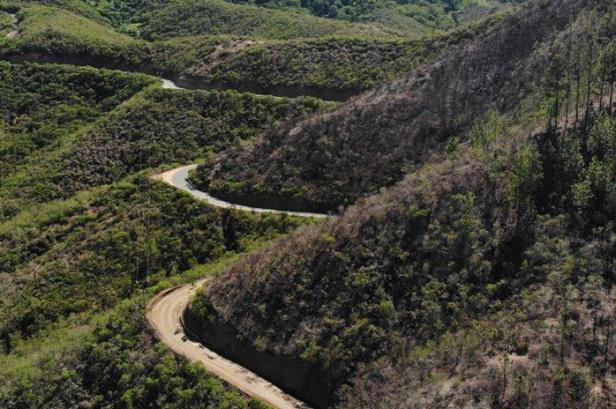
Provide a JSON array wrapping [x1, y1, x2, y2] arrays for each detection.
[[507, 144, 542, 207], [470, 110, 506, 148]]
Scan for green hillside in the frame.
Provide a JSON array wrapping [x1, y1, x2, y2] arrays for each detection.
[[227, 0, 523, 32], [0, 61, 322, 408]]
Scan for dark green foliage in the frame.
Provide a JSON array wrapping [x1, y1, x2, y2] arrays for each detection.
[[1, 298, 266, 408], [0, 175, 303, 351], [0, 61, 155, 175]]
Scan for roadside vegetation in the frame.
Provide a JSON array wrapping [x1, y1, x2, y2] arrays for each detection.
[[0, 60, 319, 408], [1, 257, 275, 409], [0, 61, 330, 221]]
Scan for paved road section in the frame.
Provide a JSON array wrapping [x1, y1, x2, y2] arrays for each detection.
[[6, 14, 18, 39], [154, 165, 328, 218]]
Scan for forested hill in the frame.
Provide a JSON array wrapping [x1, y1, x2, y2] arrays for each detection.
[[191, 0, 591, 212], [190, 1, 616, 408]]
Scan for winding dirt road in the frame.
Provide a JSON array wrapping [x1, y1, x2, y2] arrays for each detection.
[[148, 82, 325, 408], [147, 282, 311, 409], [154, 164, 328, 218]]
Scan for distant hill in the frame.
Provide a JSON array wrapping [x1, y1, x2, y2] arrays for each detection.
[[226, 0, 526, 34]]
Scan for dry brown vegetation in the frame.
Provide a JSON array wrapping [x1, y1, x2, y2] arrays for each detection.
[[188, 1, 616, 408], [193, 0, 592, 212]]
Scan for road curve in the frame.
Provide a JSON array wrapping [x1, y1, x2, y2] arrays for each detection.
[[148, 79, 323, 409], [154, 164, 328, 218], [161, 78, 184, 90], [147, 282, 311, 409], [6, 13, 18, 39]]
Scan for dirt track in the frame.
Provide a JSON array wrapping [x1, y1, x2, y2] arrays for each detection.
[[146, 281, 311, 409], [146, 81, 325, 409]]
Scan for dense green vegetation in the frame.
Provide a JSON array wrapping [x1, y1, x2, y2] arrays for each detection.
[[0, 174, 304, 349], [1, 263, 275, 408], [228, 0, 522, 32], [13, 0, 520, 38], [4, 0, 616, 408], [0, 61, 322, 408], [0, 61, 155, 220], [0, 65, 330, 221], [138, 0, 398, 40], [0, 61, 155, 175]]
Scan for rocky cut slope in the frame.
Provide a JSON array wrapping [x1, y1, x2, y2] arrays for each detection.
[[192, 0, 591, 212]]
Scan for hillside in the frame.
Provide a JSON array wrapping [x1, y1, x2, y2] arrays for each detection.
[[2, 0, 616, 408], [192, 111, 616, 407], [179, 15, 500, 99], [191, 68, 616, 409], [186, 0, 616, 407], [72, 0, 516, 38], [0, 61, 320, 408], [191, 0, 600, 212], [224, 0, 522, 34]]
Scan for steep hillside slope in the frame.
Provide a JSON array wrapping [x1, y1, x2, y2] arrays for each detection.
[[191, 105, 616, 408], [0, 61, 155, 183], [193, 0, 594, 212], [54, 89, 329, 195], [187, 1, 616, 407]]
